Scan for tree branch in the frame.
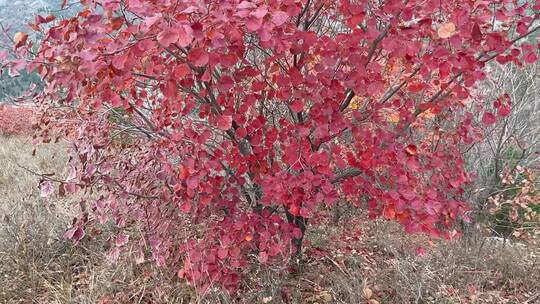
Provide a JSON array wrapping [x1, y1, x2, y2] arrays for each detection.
[[331, 168, 362, 183]]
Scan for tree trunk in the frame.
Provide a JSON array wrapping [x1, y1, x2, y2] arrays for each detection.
[[285, 209, 308, 256]]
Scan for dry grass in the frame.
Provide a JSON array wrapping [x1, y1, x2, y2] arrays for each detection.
[[0, 136, 200, 303], [0, 136, 70, 258], [1, 135, 539, 304], [364, 223, 540, 303]]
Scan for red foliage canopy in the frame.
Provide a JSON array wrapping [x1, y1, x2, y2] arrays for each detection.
[[6, 0, 540, 292]]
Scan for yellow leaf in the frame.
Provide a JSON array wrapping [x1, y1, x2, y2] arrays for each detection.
[[13, 32, 28, 46], [348, 95, 362, 110], [438, 22, 456, 39], [418, 108, 435, 120], [382, 108, 400, 124], [363, 287, 373, 299], [387, 112, 400, 124]]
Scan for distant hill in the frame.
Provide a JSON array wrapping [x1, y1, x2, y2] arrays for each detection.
[[0, 0, 77, 101], [0, 0, 55, 30]]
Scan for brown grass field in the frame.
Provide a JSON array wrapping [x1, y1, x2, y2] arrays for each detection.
[[0, 136, 539, 303]]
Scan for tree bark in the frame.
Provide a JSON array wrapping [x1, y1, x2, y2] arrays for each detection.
[[285, 209, 308, 256]]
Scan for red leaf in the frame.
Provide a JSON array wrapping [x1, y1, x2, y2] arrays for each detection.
[[383, 206, 396, 220], [258, 251, 268, 263], [64, 227, 85, 242], [39, 180, 54, 198], [449, 178, 461, 188], [523, 52, 538, 64], [112, 54, 127, 69], [404, 144, 417, 156], [497, 106, 510, 117], [238, 1, 256, 9], [216, 115, 233, 130], [177, 24, 194, 47], [230, 246, 241, 258], [481, 112, 496, 125], [157, 27, 179, 47], [271, 11, 289, 26], [162, 79, 178, 99], [178, 164, 188, 180], [109, 247, 120, 262], [407, 82, 424, 93], [251, 7, 268, 19], [299, 207, 310, 217], [179, 202, 191, 213], [79, 49, 98, 61], [400, 189, 416, 201], [63, 226, 77, 240], [174, 64, 190, 78], [288, 205, 300, 216], [217, 248, 228, 259], [188, 47, 209, 67], [496, 55, 511, 65], [236, 127, 247, 138], [186, 176, 199, 189], [289, 100, 303, 112], [110, 17, 123, 30], [116, 233, 129, 247], [471, 23, 482, 41], [65, 183, 78, 193], [292, 228, 303, 239], [35, 15, 46, 25], [201, 68, 211, 81], [143, 14, 162, 30], [246, 16, 263, 31]]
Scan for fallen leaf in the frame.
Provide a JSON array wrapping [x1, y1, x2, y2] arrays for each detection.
[[39, 180, 54, 198], [116, 233, 129, 247], [363, 287, 373, 299]]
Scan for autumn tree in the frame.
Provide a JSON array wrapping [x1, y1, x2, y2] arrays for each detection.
[[4, 0, 540, 292]]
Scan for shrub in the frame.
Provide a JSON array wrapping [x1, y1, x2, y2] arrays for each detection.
[[4, 0, 540, 293], [0, 104, 36, 137], [487, 167, 540, 242]]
